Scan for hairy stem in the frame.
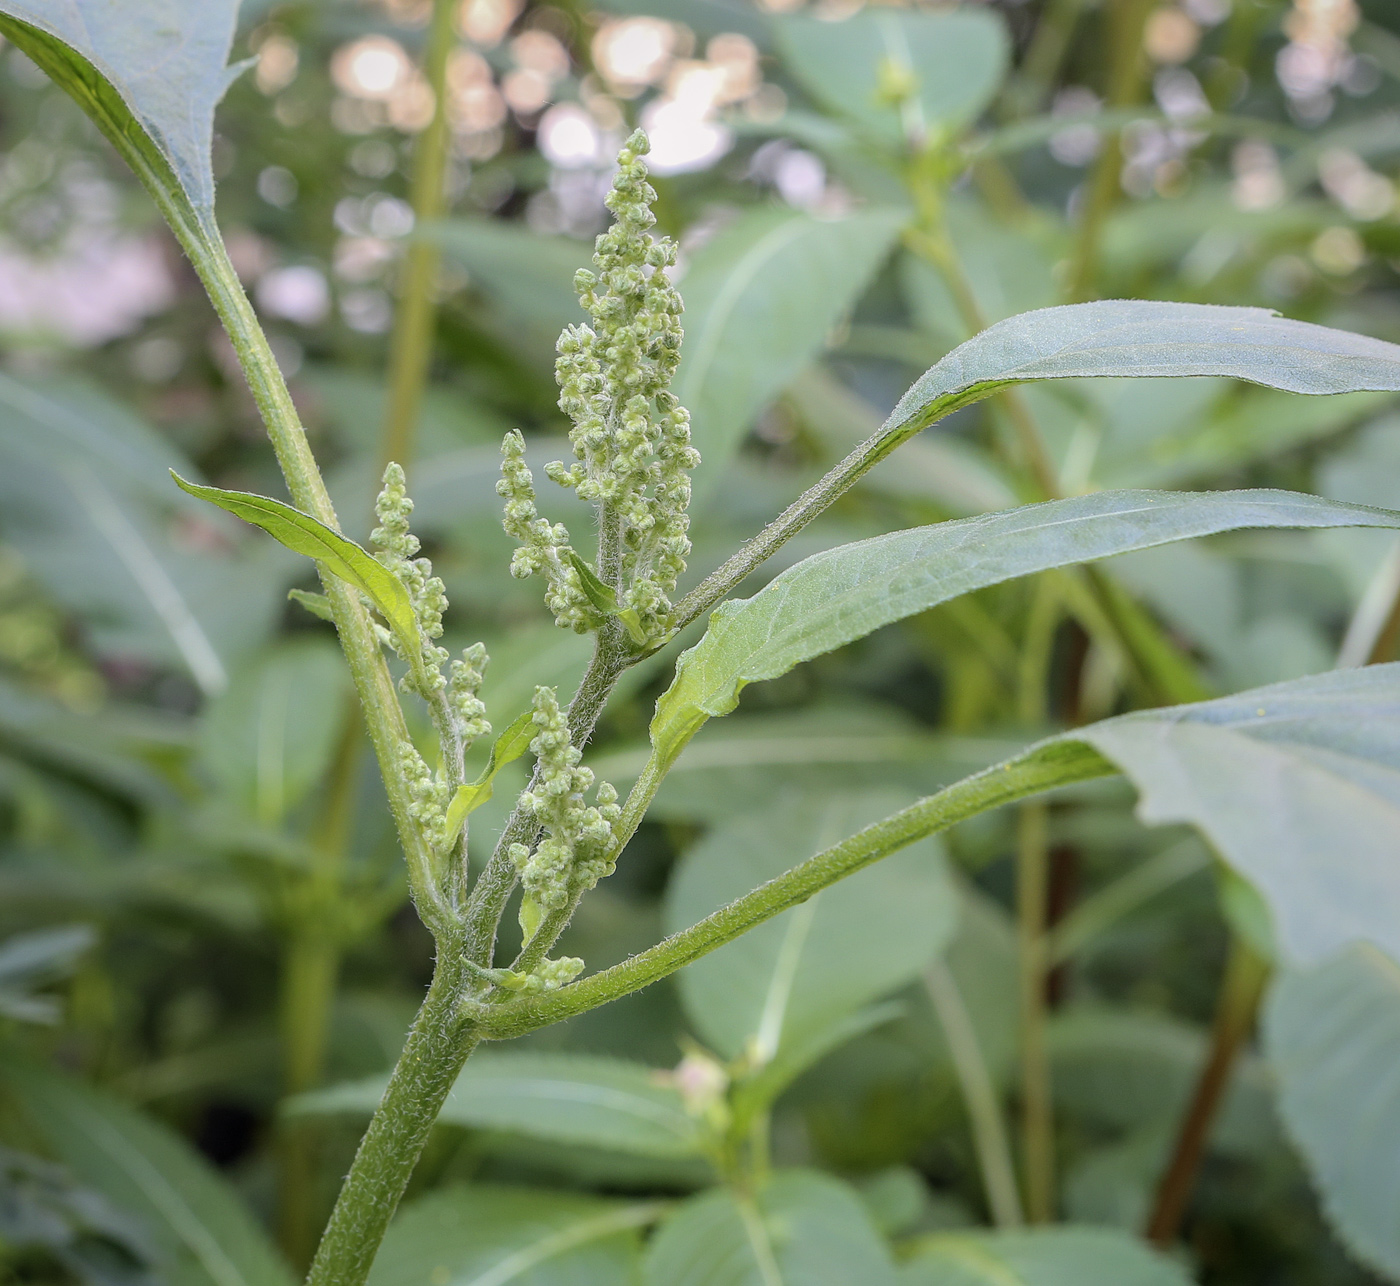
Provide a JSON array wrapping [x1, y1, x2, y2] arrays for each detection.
[[926, 961, 1025, 1228], [477, 743, 1117, 1039], [1145, 935, 1271, 1246], [379, 0, 457, 471], [306, 940, 482, 1286]]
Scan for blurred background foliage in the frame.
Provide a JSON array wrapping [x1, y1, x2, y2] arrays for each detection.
[[2, 0, 1400, 1279]]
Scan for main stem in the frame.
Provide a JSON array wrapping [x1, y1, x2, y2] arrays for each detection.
[[379, 0, 457, 471]]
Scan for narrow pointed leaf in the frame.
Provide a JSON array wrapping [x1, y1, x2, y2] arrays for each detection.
[[652, 489, 1400, 763], [0, 0, 247, 225], [884, 301, 1400, 451], [444, 709, 539, 837], [171, 472, 422, 652]]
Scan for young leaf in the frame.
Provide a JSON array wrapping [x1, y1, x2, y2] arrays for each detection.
[[1264, 946, 1400, 1280], [1, 1058, 296, 1286], [901, 1227, 1193, 1285], [652, 489, 1400, 764], [564, 551, 649, 647], [664, 791, 958, 1061], [777, 8, 1010, 145], [643, 1170, 897, 1286], [288, 588, 335, 622], [170, 473, 422, 653], [674, 207, 906, 492], [366, 1185, 656, 1286], [443, 709, 538, 837], [0, 1, 246, 227], [295, 1050, 702, 1159]]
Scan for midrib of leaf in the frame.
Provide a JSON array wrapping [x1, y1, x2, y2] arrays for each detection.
[[54, 1091, 255, 1286], [675, 215, 818, 413], [754, 897, 820, 1064], [918, 1239, 1025, 1286], [736, 1195, 785, 1286], [463, 1201, 666, 1286], [0, 371, 161, 480], [68, 463, 227, 695]]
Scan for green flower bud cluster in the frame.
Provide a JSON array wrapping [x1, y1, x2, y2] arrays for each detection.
[[372, 463, 450, 695], [496, 955, 586, 994], [509, 686, 621, 925], [449, 642, 491, 746], [497, 431, 598, 632], [499, 129, 698, 644], [399, 739, 452, 853]]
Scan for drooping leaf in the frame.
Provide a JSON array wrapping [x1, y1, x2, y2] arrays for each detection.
[[0, 0, 247, 226], [366, 1184, 656, 1286], [1265, 946, 1400, 1280], [171, 473, 422, 652], [664, 792, 958, 1061], [198, 640, 351, 827], [1074, 665, 1400, 967], [444, 709, 538, 838], [643, 1170, 896, 1286], [652, 489, 1400, 764], [900, 1227, 1193, 1285], [295, 1051, 703, 1160], [776, 9, 1010, 146], [674, 207, 906, 493], [1, 1060, 295, 1286]]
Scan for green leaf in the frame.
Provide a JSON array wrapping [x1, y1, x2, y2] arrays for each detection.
[[1264, 946, 1400, 1280], [295, 1051, 703, 1159], [885, 301, 1400, 450], [900, 1227, 1193, 1285], [198, 640, 351, 827], [0, 377, 283, 692], [0, 925, 95, 1024], [643, 1170, 896, 1286], [444, 710, 539, 838], [366, 1184, 656, 1286], [652, 489, 1400, 765], [288, 588, 334, 622], [1, 1059, 295, 1286], [1074, 664, 1400, 966], [776, 9, 1010, 145], [664, 791, 958, 1061], [0, 0, 246, 225], [674, 207, 906, 493], [567, 551, 620, 614], [171, 472, 422, 653]]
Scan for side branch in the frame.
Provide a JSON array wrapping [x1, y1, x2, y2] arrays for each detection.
[[476, 741, 1116, 1038]]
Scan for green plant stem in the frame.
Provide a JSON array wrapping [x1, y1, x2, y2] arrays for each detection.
[[1017, 579, 1059, 1224], [476, 741, 1117, 1039], [379, 0, 457, 472], [1066, 0, 1154, 301], [1003, 0, 1089, 119], [1145, 935, 1271, 1246], [278, 706, 363, 1267], [306, 937, 482, 1286], [926, 961, 1024, 1228]]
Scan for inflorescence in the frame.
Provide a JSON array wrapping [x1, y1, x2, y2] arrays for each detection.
[[498, 129, 698, 646]]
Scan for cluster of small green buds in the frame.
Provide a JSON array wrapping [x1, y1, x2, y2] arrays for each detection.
[[448, 642, 491, 748], [372, 464, 450, 695], [509, 686, 621, 935], [399, 739, 452, 853], [500, 130, 698, 645], [495, 955, 586, 994], [498, 431, 598, 632]]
